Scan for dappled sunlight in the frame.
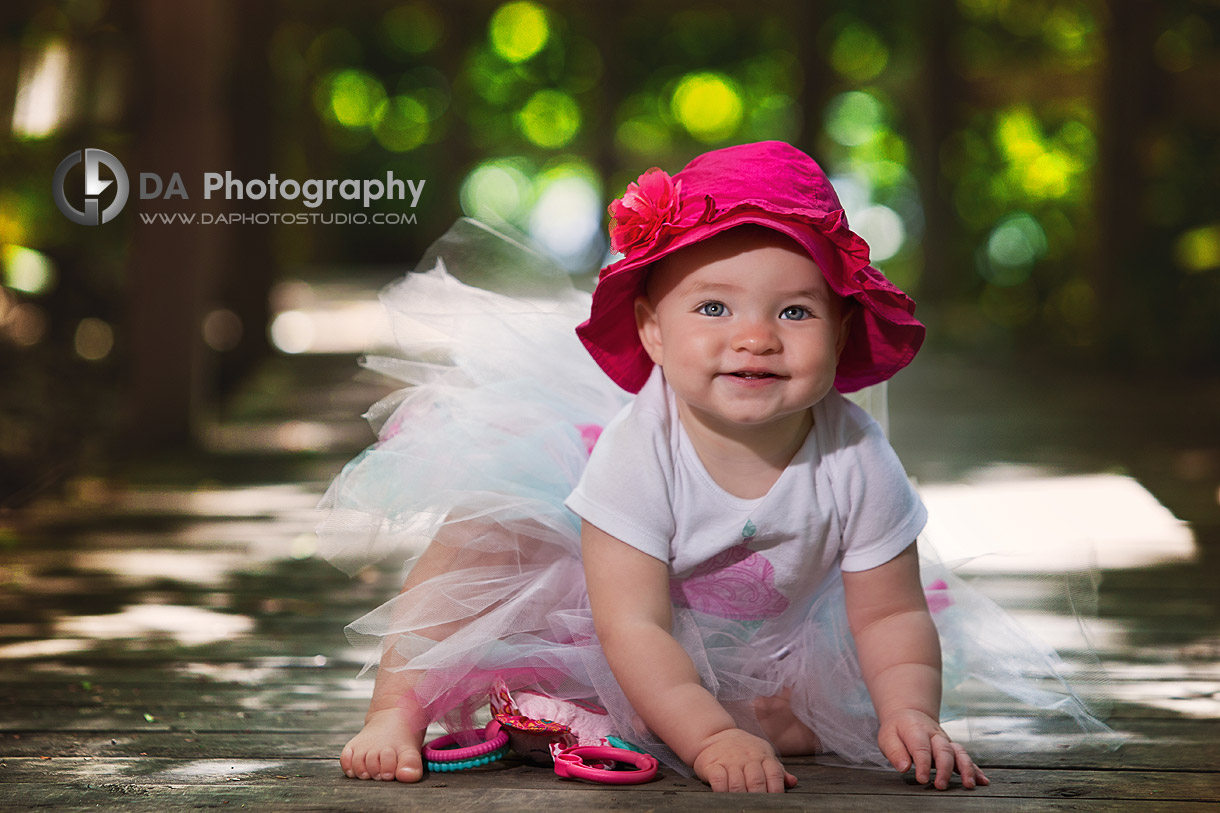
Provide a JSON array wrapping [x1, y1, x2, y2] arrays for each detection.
[[995, 610, 1127, 655], [151, 760, 290, 781], [920, 471, 1196, 574], [269, 300, 387, 355], [117, 484, 323, 517], [54, 604, 254, 646], [237, 694, 327, 712], [0, 637, 91, 659], [943, 714, 1125, 755], [1102, 663, 1220, 720], [70, 550, 249, 587], [203, 419, 374, 454], [175, 662, 286, 684]]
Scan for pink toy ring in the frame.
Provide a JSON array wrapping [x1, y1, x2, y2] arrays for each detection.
[[423, 721, 509, 763], [553, 745, 659, 785]]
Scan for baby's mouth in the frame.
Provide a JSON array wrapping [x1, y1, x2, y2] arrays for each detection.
[[727, 371, 779, 379]]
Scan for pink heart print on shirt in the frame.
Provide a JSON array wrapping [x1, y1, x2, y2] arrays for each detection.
[[669, 521, 790, 620]]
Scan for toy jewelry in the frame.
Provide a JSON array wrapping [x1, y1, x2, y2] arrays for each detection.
[[423, 720, 510, 772], [553, 744, 659, 785]]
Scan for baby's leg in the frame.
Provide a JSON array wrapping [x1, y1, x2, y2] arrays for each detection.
[[340, 655, 428, 782], [340, 518, 532, 781], [753, 688, 821, 756], [340, 537, 459, 782]]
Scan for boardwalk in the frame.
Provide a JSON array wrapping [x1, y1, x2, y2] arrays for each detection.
[[2, 352, 1217, 811]]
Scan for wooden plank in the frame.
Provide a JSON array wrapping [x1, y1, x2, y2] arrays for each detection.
[[0, 680, 1208, 728], [3, 780, 1218, 812], [3, 677, 1209, 715], [2, 719, 1217, 771], [1, 758, 1218, 804]]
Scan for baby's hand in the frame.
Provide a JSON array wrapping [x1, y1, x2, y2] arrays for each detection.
[[691, 728, 797, 793], [878, 709, 990, 790]]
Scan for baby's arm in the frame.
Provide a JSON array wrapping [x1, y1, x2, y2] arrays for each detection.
[[842, 542, 989, 789], [581, 520, 796, 793]]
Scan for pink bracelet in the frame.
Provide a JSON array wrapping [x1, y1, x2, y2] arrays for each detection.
[[553, 744, 659, 785], [422, 721, 509, 763]]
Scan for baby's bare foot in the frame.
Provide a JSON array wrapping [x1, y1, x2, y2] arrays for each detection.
[[340, 708, 425, 782]]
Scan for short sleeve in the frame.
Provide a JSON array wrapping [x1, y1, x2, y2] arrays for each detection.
[[834, 421, 927, 572], [564, 401, 674, 563]]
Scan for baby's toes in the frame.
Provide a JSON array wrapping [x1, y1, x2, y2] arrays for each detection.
[[339, 744, 354, 777], [396, 747, 423, 783], [375, 746, 398, 781], [352, 747, 374, 780]]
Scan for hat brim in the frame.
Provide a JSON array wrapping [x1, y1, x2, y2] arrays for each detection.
[[577, 206, 924, 394]]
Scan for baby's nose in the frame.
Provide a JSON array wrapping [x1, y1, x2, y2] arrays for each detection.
[[732, 319, 780, 353]]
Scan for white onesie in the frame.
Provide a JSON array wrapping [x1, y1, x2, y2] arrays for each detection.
[[565, 366, 927, 627]]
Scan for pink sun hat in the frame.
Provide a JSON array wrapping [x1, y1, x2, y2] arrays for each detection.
[[576, 141, 925, 394]]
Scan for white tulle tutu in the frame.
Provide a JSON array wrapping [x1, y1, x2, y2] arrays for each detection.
[[316, 218, 1119, 775]]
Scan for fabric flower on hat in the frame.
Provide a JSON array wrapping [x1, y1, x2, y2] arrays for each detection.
[[607, 168, 683, 254], [579, 142, 926, 394]]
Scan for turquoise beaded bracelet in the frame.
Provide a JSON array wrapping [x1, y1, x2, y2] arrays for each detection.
[[607, 736, 648, 754]]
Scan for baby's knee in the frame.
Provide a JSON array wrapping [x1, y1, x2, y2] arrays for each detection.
[[753, 690, 821, 757]]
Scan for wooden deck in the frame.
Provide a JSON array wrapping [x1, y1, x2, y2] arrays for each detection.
[[2, 353, 1218, 811]]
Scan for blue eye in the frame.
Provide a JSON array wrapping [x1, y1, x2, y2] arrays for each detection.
[[697, 301, 727, 317], [780, 306, 811, 320]]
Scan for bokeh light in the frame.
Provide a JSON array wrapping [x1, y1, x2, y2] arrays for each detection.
[[4, 303, 46, 347], [202, 308, 243, 352], [670, 71, 743, 143], [270, 310, 314, 354], [516, 89, 581, 148], [0, 192, 31, 246], [1174, 224, 1220, 273], [489, 1, 550, 63], [994, 107, 1091, 201], [74, 317, 114, 361], [373, 95, 430, 151], [1, 245, 56, 296], [825, 91, 885, 147], [615, 114, 672, 156], [853, 204, 906, 263], [460, 159, 534, 227], [828, 19, 889, 82], [1047, 278, 1098, 346], [324, 69, 387, 129], [1042, 4, 1097, 67], [528, 163, 602, 270], [400, 66, 452, 121], [982, 212, 1048, 287], [12, 38, 70, 139], [746, 94, 800, 142]]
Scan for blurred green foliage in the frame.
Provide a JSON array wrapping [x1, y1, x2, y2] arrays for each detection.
[[2, 0, 1219, 502]]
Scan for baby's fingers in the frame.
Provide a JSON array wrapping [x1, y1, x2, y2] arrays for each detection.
[[951, 743, 990, 789], [878, 726, 914, 774], [762, 757, 790, 793], [703, 763, 729, 793], [932, 735, 956, 790], [742, 761, 768, 793], [906, 736, 935, 784], [951, 743, 979, 789], [724, 764, 751, 793]]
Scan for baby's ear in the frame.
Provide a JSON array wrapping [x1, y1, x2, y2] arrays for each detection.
[[635, 295, 664, 365]]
